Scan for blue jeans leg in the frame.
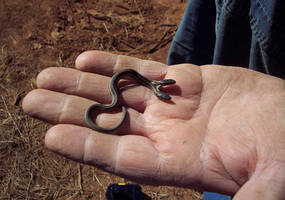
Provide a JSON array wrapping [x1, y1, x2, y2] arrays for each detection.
[[167, 1, 232, 200]]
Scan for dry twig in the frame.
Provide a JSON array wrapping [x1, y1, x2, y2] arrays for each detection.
[[134, 0, 144, 20], [1, 95, 25, 142], [77, 163, 83, 194]]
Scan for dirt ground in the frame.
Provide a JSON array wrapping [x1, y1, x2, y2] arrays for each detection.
[[0, 0, 202, 199]]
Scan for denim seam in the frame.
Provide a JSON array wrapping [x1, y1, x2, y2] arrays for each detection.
[[222, 1, 249, 17], [256, 0, 285, 30], [255, 0, 271, 23], [250, 6, 285, 64]]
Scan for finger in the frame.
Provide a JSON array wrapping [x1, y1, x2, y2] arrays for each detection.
[[22, 89, 145, 134], [45, 124, 162, 183], [22, 89, 91, 126], [36, 67, 152, 112], [37, 67, 109, 103], [75, 50, 168, 80]]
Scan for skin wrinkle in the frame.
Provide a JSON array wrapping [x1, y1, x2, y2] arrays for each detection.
[[82, 131, 90, 164], [75, 71, 84, 94], [132, 109, 146, 135], [137, 58, 144, 75], [240, 124, 258, 181], [142, 86, 152, 109], [83, 132, 117, 173], [161, 67, 168, 80], [159, 141, 201, 187], [138, 59, 167, 81], [176, 97, 200, 120], [152, 143, 164, 173], [156, 62, 168, 81], [142, 86, 156, 110], [113, 54, 121, 73], [200, 67, 232, 141], [213, 121, 255, 185], [138, 59, 149, 77], [156, 156, 174, 184], [200, 142, 240, 194], [216, 147, 241, 187], [58, 94, 70, 123], [191, 67, 203, 119], [151, 149, 164, 183], [134, 139, 161, 182], [199, 142, 208, 184], [114, 135, 123, 174], [199, 67, 240, 189], [142, 123, 166, 157], [122, 137, 162, 184]]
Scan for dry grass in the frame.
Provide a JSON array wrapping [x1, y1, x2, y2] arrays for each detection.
[[87, 6, 177, 54]]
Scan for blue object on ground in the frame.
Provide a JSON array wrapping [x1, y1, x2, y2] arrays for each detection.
[[106, 183, 143, 200], [203, 192, 232, 200]]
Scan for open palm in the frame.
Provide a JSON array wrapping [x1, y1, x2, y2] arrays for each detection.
[[23, 51, 285, 199]]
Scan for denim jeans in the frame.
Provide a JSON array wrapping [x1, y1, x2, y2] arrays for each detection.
[[167, 0, 285, 79], [166, 0, 285, 199]]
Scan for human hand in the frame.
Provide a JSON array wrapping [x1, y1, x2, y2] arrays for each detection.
[[23, 51, 285, 199]]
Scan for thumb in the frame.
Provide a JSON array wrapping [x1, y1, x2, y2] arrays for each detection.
[[233, 165, 285, 200]]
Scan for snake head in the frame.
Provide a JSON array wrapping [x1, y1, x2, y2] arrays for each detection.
[[151, 79, 176, 100], [155, 91, 171, 100]]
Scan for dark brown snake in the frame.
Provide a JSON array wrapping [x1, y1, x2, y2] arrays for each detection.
[[85, 69, 176, 132]]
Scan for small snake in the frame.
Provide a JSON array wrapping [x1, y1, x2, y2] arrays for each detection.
[[85, 69, 176, 132]]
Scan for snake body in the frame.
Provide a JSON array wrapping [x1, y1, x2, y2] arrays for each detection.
[[85, 69, 176, 132]]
